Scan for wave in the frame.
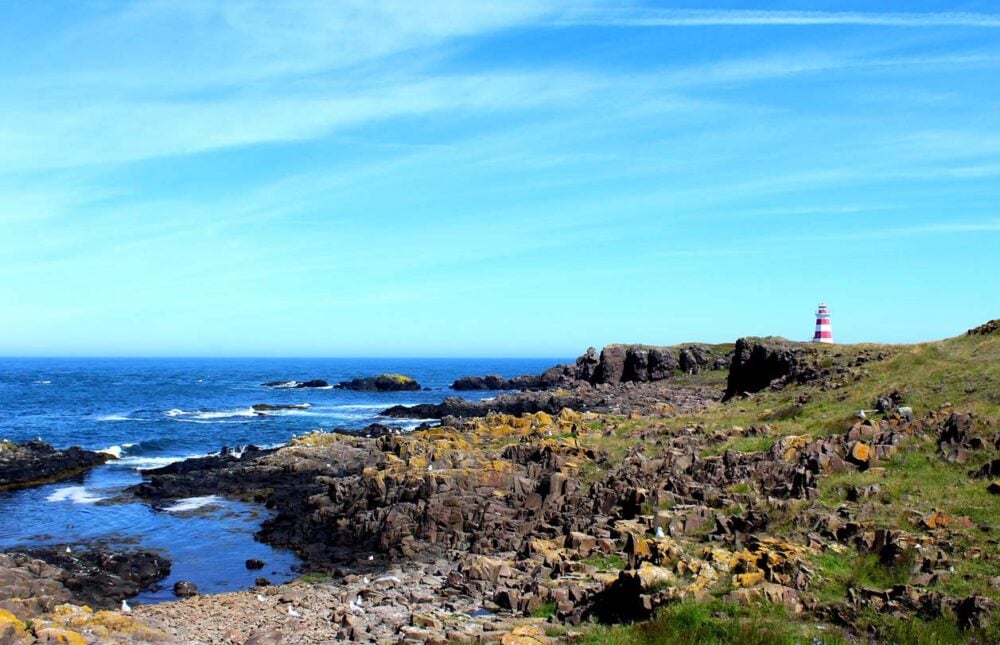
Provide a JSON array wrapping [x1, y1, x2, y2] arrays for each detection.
[[164, 407, 258, 421], [33, 380, 52, 385], [115, 451, 215, 471], [97, 414, 147, 422], [46, 486, 104, 504], [161, 495, 222, 513], [98, 445, 123, 458]]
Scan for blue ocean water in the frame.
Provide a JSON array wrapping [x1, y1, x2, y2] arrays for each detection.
[[0, 357, 560, 603]]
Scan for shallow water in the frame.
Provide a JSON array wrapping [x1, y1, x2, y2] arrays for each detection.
[[0, 357, 562, 602]]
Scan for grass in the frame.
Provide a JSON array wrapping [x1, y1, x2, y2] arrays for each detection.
[[574, 329, 1000, 642], [576, 600, 840, 645], [297, 572, 332, 583], [531, 601, 557, 619], [581, 553, 626, 570]]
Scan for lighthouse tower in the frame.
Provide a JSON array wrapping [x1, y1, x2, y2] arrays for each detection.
[[812, 303, 834, 344]]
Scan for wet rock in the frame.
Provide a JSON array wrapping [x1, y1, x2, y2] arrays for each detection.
[[246, 559, 265, 570], [262, 379, 329, 388], [173, 581, 199, 598], [0, 440, 111, 492]]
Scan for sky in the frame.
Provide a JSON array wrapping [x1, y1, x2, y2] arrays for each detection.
[[1, 1, 998, 357]]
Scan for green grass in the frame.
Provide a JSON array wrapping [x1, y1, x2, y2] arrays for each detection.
[[581, 553, 626, 570], [531, 601, 557, 618], [577, 600, 841, 645], [297, 572, 332, 583]]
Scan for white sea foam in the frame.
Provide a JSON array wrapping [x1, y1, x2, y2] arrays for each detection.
[[46, 486, 104, 504], [164, 407, 259, 421], [33, 380, 52, 385], [97, 414, 145, 422], [162, 495, 222, 513], [98, 445, 123, 458], [190, 407, 258, 420], [116, 452, 213, 470]]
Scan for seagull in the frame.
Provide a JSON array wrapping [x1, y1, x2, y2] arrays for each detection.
[[65, 546, 72, 554], [655, 526, 665, 538], [427, 464, 433, 472], [287, 605, 301, 618], [121, 600, 131, 613], [349, 597, 365, 614], [857, 409, 867, 420], [367, 555, 374, 561], [256, 594, 268, 603]]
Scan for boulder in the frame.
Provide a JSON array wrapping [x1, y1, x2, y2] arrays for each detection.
[[173, 581, 198, 598]]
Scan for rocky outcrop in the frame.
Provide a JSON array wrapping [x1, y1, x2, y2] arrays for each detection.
[[0, 552, 167, 643], [724, 338, 888, 400], [336, 374, 421, 392], [724, 338, 806, 400], [18, 547, 171, 610], [0, 440, 111, 492], [451, 344, 730, 397], [967, 320, 1000, 336], [383, 381, 718, 420], [451, 366, 574, 391]]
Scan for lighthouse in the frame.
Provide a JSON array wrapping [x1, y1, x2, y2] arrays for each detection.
[[812, 303, 833, 344]]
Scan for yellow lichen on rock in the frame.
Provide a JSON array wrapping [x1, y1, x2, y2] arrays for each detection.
[[501, 624, 550, 644], [0, 608, 29, 642], [32, 627, 87, 645]]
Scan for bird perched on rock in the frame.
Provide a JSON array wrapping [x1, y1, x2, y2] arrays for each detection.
[[857, 409, 867, 420], [655, 526, 665, 538], [121, 600, 131, 613], [287, 605, 301, 618]]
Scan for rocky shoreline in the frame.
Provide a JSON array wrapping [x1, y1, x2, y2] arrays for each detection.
[[2, 332, 998, 643]]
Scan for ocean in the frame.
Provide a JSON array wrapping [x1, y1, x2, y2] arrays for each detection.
[[0, 357, 560, 602]]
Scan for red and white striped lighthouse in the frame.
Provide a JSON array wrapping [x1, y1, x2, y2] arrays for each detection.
[[812, 303, 833, 344]]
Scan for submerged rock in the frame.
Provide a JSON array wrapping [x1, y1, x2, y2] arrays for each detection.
[[261, 380, 329, 389], [0, 440, 111, 492]]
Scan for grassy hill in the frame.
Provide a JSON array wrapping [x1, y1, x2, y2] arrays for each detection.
[[578, 324, 1000, 644]]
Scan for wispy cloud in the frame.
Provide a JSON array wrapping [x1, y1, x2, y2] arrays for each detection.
[[557, 9, 1000, 29]]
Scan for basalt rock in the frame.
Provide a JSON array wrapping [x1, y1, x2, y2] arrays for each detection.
[[0, 440, 111, 492]]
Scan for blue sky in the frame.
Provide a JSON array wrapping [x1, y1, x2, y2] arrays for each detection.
[[1, 1, 998, 357]]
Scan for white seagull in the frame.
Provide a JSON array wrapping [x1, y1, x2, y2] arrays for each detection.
[[121, 599, 131, 613]]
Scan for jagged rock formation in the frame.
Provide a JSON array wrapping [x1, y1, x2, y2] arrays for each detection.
[[450, 344, 730, 394]]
